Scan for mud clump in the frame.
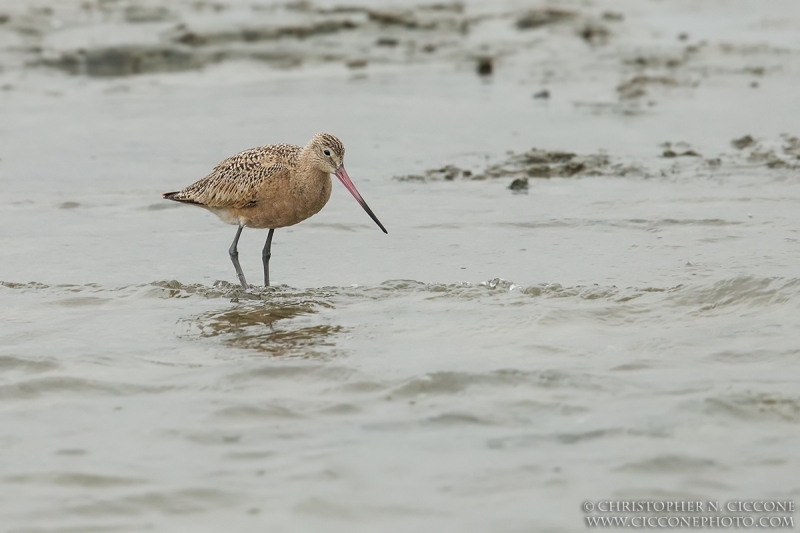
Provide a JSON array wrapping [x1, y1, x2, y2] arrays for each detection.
[[626, 55, 686, 69], [476, 56, 493, 76], [173, 20, 359, 47], [660, 142, 701, 158], [479, 147, 638, 180], [522, 149, 575, 164], [579, 24, 610, 45], [731, 135, 755, 150], [516, 8, 576, 30], [663, 150, 700, 158], [526, 165, 550, 177], [509, 178, 529, 191], [617, 75, 677, 100], [503, 149, 590, 177], [346, 59, 368, 69], [742, 135, 800, 168], [395, 147, 626, 182], [422, 2, 465, 13], [710, 135, 800, 170], [395, 165, 473, 182], [368, 10, 428, 29], [747, 149, 789, 168], [401, 134, 800, 186], [783, 136, 800, 158]]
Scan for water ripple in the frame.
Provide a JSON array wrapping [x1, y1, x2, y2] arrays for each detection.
[[0, 377, 171, 400], [3, 276, 798, 313]]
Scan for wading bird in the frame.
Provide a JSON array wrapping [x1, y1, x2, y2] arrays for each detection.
[[163, 133, 387, 288]]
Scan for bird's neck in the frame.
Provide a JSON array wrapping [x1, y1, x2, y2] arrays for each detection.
[[297, 146, 330, 176], [294, 147, 331, 190], [297, 144, 317, 170]]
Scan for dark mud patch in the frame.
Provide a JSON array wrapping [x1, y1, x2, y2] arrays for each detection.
[[482, 148, 613, 180], [515, 8, 577, 30], [731, 135, 755, 150], [624, 44, 702, 71], [396, 147, 640, 184], [32, 2, 478, 77], [18, 1, 619, 77], [346, 59, 368, 69], [305, 3, 471, 32], [782, 136, 800, 158], [509, 177, 529, 192], [617, 75, 678, 100], [396, 165, 474, 182], [171, 19, 359, 47], [578, 23, 611, 46], [396, 133, 800, 187], [367, 10, 435, 29], [662, 150, 700, 158], [660, 143, 700, 158], [169, 4, 472, 50], [727, 134, 800, 169], [41, 46, 210, 77], [515, 8, 615, 47], [626, 55, 685, 70], [475, 56, 493, 76], [653, 135, 800, 176]]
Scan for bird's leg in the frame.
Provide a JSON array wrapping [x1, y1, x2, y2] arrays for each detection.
[[262, 229, 275, 287], [229, 225, 248, 289]]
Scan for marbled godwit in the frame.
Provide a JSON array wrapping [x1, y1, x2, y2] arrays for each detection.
[[163, 133, 387, 288]]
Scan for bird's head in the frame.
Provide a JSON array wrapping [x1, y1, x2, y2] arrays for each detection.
[[307, 132, 346, 174]]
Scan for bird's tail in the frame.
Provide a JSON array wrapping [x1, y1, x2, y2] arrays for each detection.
[[162, 191, 201, 205]]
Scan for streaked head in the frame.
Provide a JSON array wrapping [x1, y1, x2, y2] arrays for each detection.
[[307, 132, 346, 173]]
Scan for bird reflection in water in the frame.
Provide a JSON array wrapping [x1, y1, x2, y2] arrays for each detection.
[[188, 299, 342, 358]]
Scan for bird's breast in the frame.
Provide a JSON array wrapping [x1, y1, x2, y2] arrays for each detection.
[[234, 170, 332, 229], [290, 167, 331, 207]]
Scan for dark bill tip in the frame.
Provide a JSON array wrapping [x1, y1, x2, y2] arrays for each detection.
[[335, 165, 388, 234]]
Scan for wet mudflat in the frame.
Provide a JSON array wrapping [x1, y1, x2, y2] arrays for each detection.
[[1, 0, 800, 532]]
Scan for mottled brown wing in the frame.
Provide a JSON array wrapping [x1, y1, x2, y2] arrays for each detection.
[[166, 153, 289, 209], [213, 144, 298, 171]]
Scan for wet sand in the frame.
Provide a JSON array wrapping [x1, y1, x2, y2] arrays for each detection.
[[1, 1, 800, 531]]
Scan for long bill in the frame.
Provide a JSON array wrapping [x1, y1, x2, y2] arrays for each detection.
[[334, 165, 388, 234]]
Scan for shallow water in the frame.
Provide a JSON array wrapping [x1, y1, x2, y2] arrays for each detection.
[[3, 275, 800, 531], [2, 0, 800, 531]]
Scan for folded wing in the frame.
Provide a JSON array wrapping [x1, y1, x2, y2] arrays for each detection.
[[163, 147, 293, 209]]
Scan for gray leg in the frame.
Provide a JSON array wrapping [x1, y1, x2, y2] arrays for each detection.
[[262, 229, 275, 287], [229, 225, 248, 289]]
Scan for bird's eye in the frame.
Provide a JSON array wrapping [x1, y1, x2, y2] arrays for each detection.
[[323, 150, 331, 156]]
